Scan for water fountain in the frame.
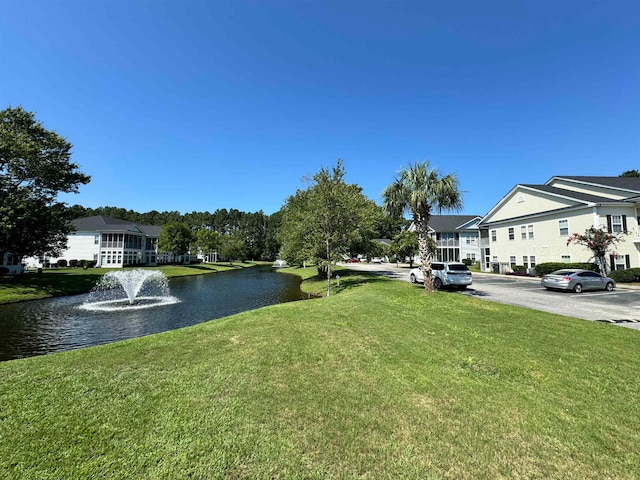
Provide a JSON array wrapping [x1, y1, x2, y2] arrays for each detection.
[[80, 269, 179, 312], [272, 259, 287, 268]]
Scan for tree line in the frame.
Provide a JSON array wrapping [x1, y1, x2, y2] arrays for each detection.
[[68, 205, 282, 261]]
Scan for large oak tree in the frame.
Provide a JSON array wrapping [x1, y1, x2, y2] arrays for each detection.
[[0, 106, 90, 260]]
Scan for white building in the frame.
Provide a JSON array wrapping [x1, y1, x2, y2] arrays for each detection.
[[478, 176, 640, 273], [409, 215, 483, 264], [24, 216, 165, 269]]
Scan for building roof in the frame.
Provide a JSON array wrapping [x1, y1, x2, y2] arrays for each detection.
[[427, 215, 481, 232], [547, 176, 640, 194], [520, 184, 620, 204], [72, 216, 162, 236]]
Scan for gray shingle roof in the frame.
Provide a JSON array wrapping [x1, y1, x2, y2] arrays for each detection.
[[520, 184, 619, 204], [548, 176, 640, 193], [71, 216, 162, 236], [427, 215, 480, 232]]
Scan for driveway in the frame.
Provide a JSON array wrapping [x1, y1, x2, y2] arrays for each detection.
[[342, 262, 640, 330]]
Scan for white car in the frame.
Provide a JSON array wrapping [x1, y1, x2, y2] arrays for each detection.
[[372, 257, 382, 264], [409, 262, 472, 290]]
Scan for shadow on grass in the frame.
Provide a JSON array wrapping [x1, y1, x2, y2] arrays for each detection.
[[0, 271, 104, 297], [330, 269, 389, 294]]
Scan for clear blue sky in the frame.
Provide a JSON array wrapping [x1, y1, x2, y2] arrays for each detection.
[[2, 1, 638, 217]]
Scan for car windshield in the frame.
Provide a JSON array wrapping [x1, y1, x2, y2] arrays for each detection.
[[550, 270, 576, 276], [448, 264, 469, 271]]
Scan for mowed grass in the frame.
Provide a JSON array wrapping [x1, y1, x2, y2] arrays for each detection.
[[0, 262, 256, 304], [1, 268, 639, 479]]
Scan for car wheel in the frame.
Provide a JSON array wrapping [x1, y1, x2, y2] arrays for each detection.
[[433, 278, 443, 290], [573, 283, 583, 293], [410, 273, 417, 284], [605, 282, 614, 292]]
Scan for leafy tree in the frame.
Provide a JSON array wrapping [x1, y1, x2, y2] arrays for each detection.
[[566, 226, 623, 275], [158, 222, 193, 262], [263, 210, 283, 261], [0, 106, 90, 259], [218, 234, 245, 264], [388, 230, 419, 266], [382, 161, 462, 291], [280, 159, 375, 296], [195, 229, 221, 262], [620, 169, 640, 177]]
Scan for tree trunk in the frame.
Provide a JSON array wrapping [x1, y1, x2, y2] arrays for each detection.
[[326, 239, 331, 297], [414, 213, 435, 292]]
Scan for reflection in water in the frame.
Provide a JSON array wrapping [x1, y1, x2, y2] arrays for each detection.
[[0, 267, 302, 361]]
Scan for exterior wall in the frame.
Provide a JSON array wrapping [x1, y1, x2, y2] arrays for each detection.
[[485, 188, 578, 223], [459, 232, 480, 263]]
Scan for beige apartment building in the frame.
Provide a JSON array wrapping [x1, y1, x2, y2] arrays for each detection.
[[478, 176, 640, 274]]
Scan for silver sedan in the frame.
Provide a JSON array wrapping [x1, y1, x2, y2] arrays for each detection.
[[540, 269, 615, 293]]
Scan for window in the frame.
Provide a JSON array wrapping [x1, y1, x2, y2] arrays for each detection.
[[492, 256, 498, 263], [561, 255, 571, 262], [508, 228, 514, 240], [466, 236, 471, 245], [510, 256, 516, 268], [519, 224, 534, 239], [529, 256, 536, 268], [522, 256, 528, 267], [611, 215, 623, 233], [94, 235, 99, 245], [559, 219, 569, 236], [491, 230, 497, 242]]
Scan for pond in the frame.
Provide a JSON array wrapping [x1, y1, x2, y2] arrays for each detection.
[[0, 267, 302, 362]]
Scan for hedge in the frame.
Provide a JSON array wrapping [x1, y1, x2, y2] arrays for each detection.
[[534, 262, 599, 277], [609, 268, 640, 283]]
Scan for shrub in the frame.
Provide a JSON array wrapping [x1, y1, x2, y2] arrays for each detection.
[[69, 259, 78, 268], [511, 265, 528, 275], [0, 267, 9, 276], [56, 259, 68, 268], [609, 268, 640, 283], [534, 262, 599, 277], [461, 258, 474, 266]]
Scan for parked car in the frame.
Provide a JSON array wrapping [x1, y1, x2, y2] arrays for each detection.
[[409, 262, 473, 290], [540, 269, 615, 293], [372, 257, 382, 264], [346, 258, 360, 263]]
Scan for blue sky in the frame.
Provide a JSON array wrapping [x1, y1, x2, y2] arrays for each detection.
[[2, 1, 638, 217]]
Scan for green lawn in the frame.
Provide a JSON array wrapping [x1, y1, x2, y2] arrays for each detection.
[[1, 268, 638, 479], [0, 262, 257, 304]]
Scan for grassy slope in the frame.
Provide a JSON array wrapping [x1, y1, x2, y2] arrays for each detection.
[[1, 268, 638, 479], [0, 262, 256, 304]]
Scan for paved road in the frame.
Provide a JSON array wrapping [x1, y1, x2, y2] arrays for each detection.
[[343, 262, 640, 330]]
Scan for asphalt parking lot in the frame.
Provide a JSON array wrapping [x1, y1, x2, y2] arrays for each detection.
[[343, 262, 640, 330]]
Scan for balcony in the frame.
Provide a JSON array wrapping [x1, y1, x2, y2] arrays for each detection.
[[436, 240, 459, 247]]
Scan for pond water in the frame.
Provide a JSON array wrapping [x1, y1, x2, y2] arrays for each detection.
[[0, 267, 302, 362]]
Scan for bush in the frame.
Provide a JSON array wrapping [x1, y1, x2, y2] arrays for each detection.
[[534, 262, 599, 277], [0, 267, 9, 276], [69, 259, 78, 268], [609, 268, 640, 283], [511, 265, 528, 275], [56, 259, 68, 268], [461, 258, 474, 266]]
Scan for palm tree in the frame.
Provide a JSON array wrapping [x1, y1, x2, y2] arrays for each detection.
[[382, 161, 462, 291]]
